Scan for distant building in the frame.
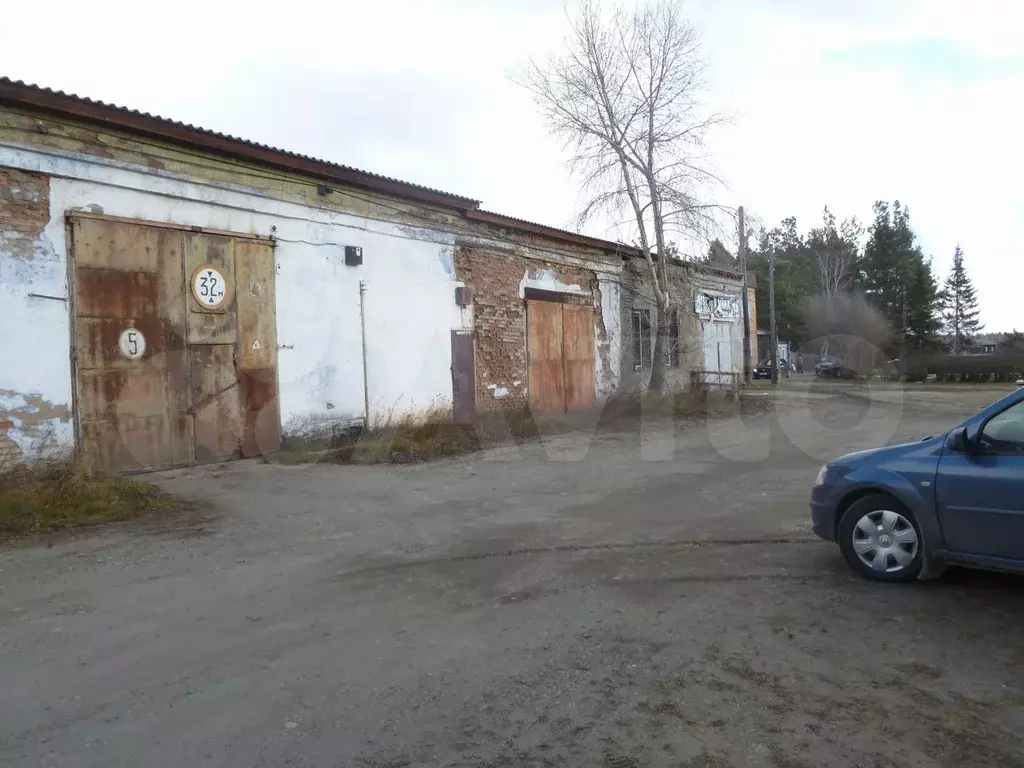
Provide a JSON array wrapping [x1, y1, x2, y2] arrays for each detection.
[[964, 333, 1005, 355], [620, 258, 755, 390]]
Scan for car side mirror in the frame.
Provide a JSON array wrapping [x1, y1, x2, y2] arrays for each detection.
[[947, 427, 975, 455]]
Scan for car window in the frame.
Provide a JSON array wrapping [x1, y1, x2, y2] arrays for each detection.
[[979, 400, 1024, 453]]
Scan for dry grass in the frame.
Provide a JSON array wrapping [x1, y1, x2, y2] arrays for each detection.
[[274, 390, 773, 466], [0, 459, 182, 539]]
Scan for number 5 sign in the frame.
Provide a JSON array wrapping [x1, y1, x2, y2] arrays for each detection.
[[190, 264, 231, 310], [118, 328, 146, 360]]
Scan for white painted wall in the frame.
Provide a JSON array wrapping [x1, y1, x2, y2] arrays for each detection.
[[693, 281, 745, 384], [0, 144, 474, 454], [0, 142, 622, 456], [0, 175, 73, 456]]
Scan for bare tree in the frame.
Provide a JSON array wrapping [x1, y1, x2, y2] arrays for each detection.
[[517, 0, 726, 392], [807, 207, 861, 299]]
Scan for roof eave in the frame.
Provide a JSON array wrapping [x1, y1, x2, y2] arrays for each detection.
[[465, 209, 633, 255]]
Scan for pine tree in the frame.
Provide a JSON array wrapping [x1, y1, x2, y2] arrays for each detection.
[[941, 245, 984, 354], [906, 255, 944, 354], [860, 201, 943, 356], [704, 239, 737, 269]]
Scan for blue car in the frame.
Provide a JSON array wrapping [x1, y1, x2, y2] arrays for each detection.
[[811, 386, 1024, 582]]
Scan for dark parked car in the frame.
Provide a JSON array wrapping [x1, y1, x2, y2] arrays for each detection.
[[811, 387, 1024, 582], [815, 357, 854, 379], [753, 358, 789, 380]]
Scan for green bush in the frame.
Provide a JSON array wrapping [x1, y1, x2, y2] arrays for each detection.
[[0, 460, 181, 538], [906, 354, 1024, 383]]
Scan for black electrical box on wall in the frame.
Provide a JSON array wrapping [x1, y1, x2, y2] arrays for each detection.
[[345, 246, 363, 266]]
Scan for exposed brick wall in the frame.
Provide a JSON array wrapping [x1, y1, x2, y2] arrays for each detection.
[[620, 259, 746, 391], [455, 246, 605, 411], [0, 168, 49, 260], [1, 107, 629, 416]]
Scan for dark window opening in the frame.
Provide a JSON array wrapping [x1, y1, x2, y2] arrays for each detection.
[[632, 309, 651, 371]]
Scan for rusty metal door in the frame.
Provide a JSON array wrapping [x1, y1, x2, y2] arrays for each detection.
[[72, 217, 192, 471], [184, 233, 242, 462], [451, 330, 475, 424], [235, 241, 280, 457], [527, 299, 565, 412], [71, 215, 279, 472], [562, 305, 596, 411]]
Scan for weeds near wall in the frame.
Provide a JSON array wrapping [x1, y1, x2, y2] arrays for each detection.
[[0, 458, 183, 539], [275, 392, 774, 466]]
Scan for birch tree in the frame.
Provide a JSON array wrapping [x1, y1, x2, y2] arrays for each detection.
[[517, 0, 726, 392], [807, 206, 860, 299]]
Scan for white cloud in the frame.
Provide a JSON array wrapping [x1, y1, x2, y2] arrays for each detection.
[[1, 0, 1021, 329]]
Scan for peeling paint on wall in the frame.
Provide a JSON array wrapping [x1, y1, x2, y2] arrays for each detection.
[[519, 267, 586, 298], [438, 247, 456, 279], [0, 168, 72, 459], [0, 420, 24, 464], [0, 388, 72, 459], [0, 169, 50, 260], [0, 389, 72, 425], [596, 278, 622, 396]]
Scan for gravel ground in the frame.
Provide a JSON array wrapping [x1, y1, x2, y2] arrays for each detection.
[[2, 382, 1022, 768]]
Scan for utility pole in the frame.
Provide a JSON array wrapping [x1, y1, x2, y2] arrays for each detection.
[[769, 247, 778, 385], [900, 284, 908, 373], [738, 206, 752, 383]]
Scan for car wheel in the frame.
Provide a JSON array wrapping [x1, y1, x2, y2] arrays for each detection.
[[837, 495, 923, 583]]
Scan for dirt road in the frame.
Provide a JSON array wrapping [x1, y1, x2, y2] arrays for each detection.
[[2, 385, 1022, 767]]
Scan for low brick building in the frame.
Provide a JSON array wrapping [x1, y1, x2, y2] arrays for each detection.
[[620, 255, 754, 390], [0, 78, 624, 471]]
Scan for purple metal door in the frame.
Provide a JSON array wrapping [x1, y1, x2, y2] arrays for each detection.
[[451, 330, 476, 424]]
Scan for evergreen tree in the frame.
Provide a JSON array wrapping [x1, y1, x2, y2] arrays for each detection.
[[906, 255, 945, 355], [860, 201, 943, 356], [941, 245, 984, 354], [703, 238, 737, 270], [748, 210, 862, 350], [749, 217, 816, 348], [860, 202, 911, 328]]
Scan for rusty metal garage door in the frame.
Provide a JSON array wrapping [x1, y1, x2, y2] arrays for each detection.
[[526, 299, 596, 413], [70, 215, 279, 473]]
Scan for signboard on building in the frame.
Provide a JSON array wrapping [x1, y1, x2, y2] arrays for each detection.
[[694, 292, 741, 319]]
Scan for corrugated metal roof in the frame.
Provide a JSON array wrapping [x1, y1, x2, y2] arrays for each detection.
[[467, 208, 633, 254], [0, 77, 657, 254], [0, 77, 481, 209]]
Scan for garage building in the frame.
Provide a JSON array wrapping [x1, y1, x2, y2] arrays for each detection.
[[0, 79, 625, 471]]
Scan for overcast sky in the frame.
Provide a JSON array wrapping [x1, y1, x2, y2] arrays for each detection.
[[3, 0, 1021, 331]]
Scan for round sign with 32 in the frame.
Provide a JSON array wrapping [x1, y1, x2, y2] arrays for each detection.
[[191, 265, 229, 309]]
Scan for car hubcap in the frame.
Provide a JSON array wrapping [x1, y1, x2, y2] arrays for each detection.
[[852, 509, 919, 573]]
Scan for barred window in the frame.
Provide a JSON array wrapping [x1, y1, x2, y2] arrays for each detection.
[[631, 309, 651, 371]]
